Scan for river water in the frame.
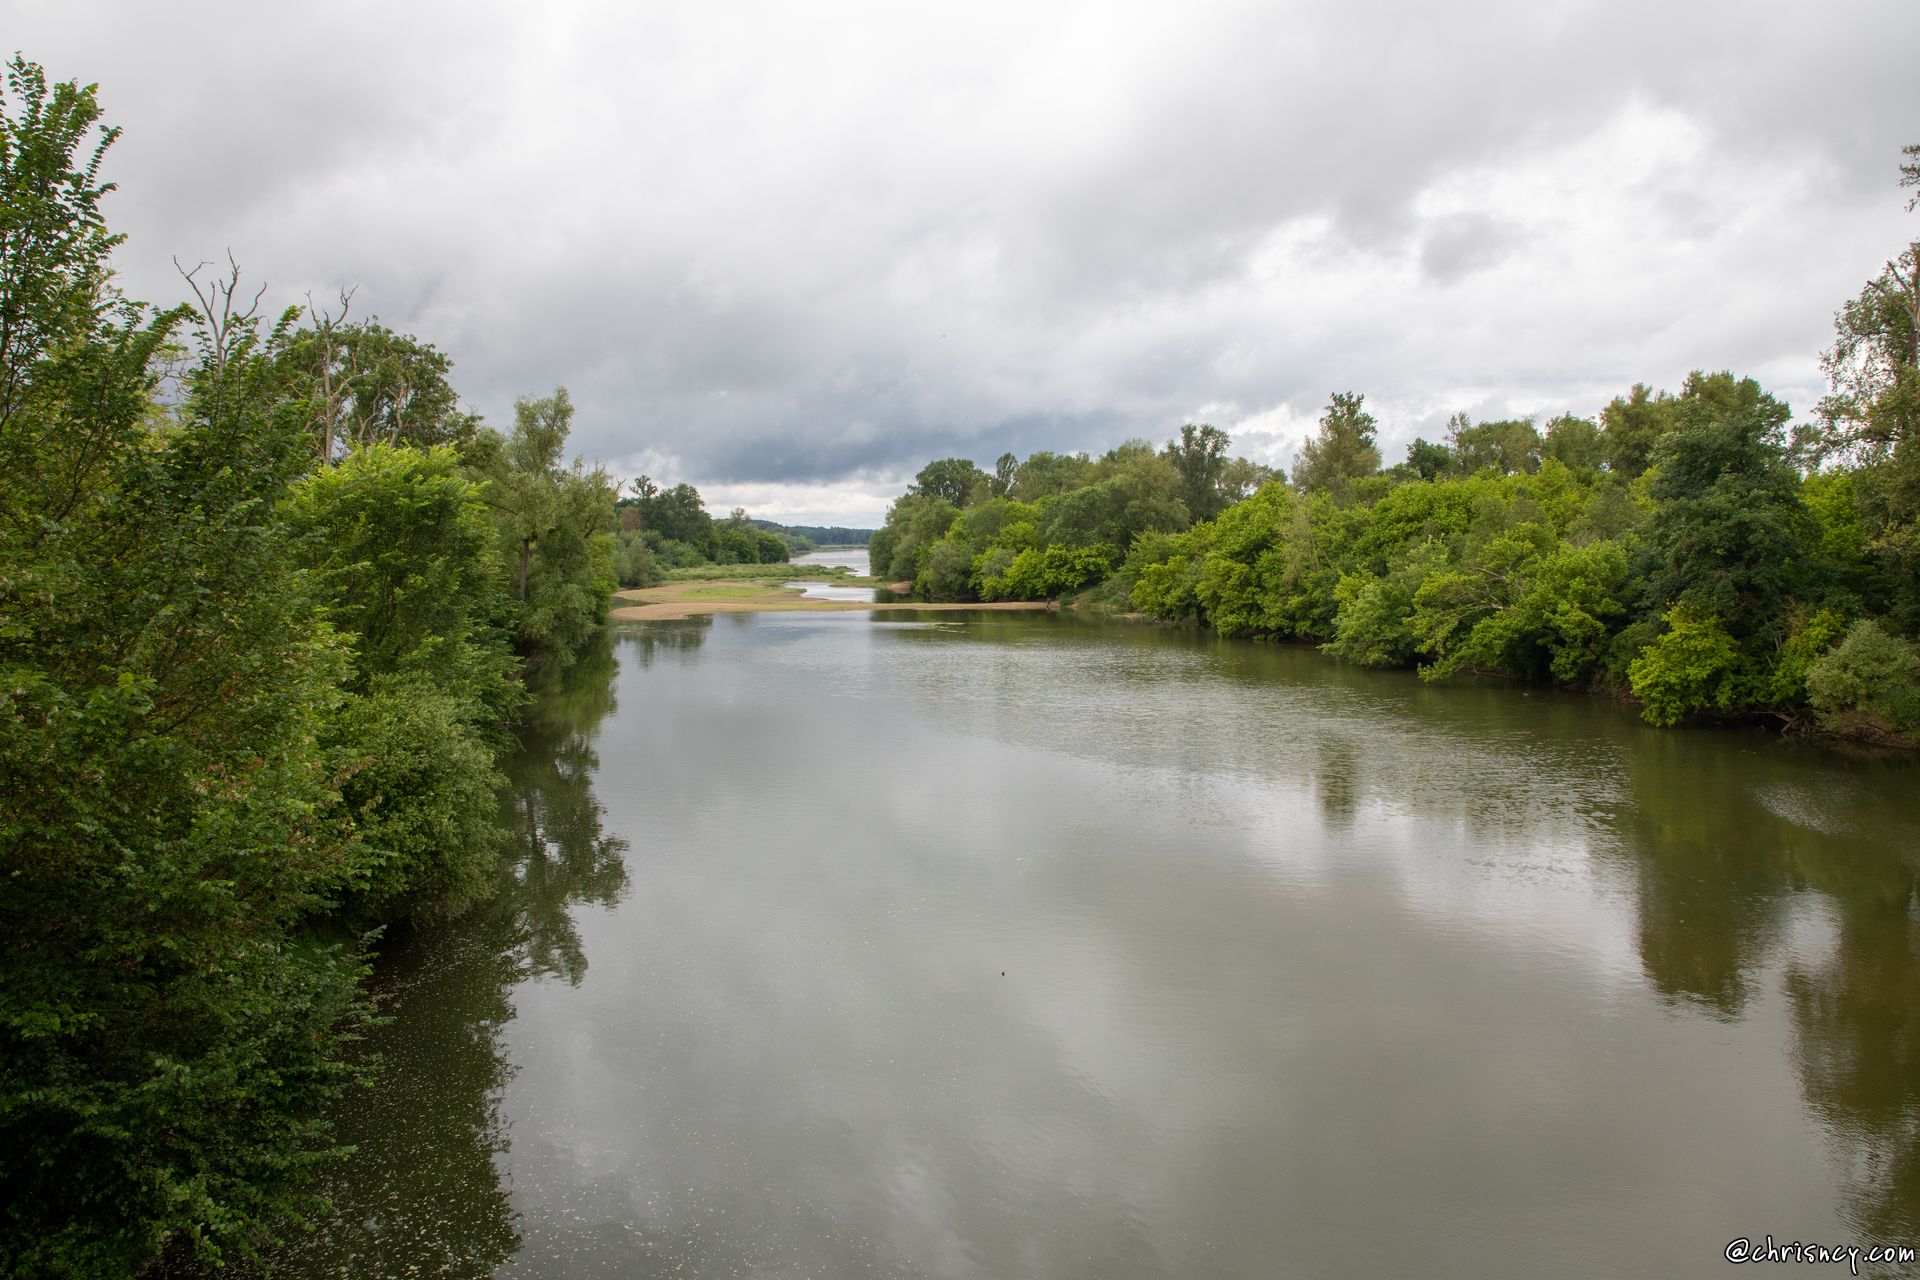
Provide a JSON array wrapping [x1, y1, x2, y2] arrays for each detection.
[[271, 611, 1920, 1279]]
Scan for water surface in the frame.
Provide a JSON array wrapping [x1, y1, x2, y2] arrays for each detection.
[[277, 612, 1920, 1279]]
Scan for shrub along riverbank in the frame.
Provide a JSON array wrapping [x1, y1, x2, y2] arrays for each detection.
[[0, 61, 619, 1275]]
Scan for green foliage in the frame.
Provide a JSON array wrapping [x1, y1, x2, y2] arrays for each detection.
[[1448, 413, 1543, 475], [1404, 436, 1453, 480], [0, 86, 373, 1262], [282, 443, 516, 714], [918, 536, 976, 599], [0, 54, 645, 1272], [471, 388, 617, 666], [909, 456, 989, 506], [1637, 372, 1815, 648], [1165, 423, 1232, 520], [623, 476, 714, 548], [327, 677, 506, 919], [1805, 619, 1920, 737], [1293, 391, 1381, 496], [1323, 542, 1446, 667], [1544, 413, 1605, 472], [1629, 608, 1744, 725], [871, 492, 959, 582], [981, 543, 1117, 600], [612, 529, 659, 586], [0, 55, 124, 433], [1009, 449, 1095, 500], [1601, 383, 1680, 478], [280, 445, 521, 921], [1415, 536, 1629, 683], [277, 315, 477, 461]]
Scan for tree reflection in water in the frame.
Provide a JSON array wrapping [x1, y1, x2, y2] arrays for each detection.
[[252, 630, 632, 1279], [1606, 733, 1920, 1238]]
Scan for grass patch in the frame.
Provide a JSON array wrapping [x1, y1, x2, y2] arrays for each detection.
[[674, 581, 802, 601], [660, 562, 869, 583]]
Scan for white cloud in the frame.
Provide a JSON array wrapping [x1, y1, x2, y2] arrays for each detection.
[[11, 0, 1918, 521]]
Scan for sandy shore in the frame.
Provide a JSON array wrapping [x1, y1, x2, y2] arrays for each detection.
[[610, 580, 1055, 622]]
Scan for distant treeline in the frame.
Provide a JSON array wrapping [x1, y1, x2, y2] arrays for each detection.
[[0, 61, 622, 1274], [871, 145, 1920, 744], [751, 518, 874, 548]]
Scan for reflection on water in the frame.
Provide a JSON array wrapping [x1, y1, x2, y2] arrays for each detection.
[[259, 635, 630, 1279], [268, 613, 1920, 1279], [785, 579, 878, 602]]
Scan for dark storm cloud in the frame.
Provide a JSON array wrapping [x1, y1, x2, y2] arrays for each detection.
[[10, 0, 1918, 520]]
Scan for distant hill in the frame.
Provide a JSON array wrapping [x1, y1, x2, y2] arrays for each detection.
[[750, 519, 873, 547]]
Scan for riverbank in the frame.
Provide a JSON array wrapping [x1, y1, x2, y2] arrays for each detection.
[[611, 577, 1054, 622]]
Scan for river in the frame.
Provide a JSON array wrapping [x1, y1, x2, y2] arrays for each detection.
[[267, 610, 1920, 1279]]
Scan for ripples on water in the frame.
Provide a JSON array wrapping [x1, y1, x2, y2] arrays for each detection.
[[270, 612, 1920, 1280]]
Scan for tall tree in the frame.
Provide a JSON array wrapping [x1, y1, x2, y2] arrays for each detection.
[[278, 307, 478, 462], [471, 388, 618, 664], [990, 450, 1018, 498], [1637, 372, 1816, 647], [1294, 392, 1381, 497], [1601, 383, 1679, 478], [1165, 422, 1232, 520], [909, 456, 988, 506]]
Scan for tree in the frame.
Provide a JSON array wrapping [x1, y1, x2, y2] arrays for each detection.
[[1629, 372, 1822, 719], [0, 56, 122, 435], [1798, 144, 1920, 631], [1010, 449, 1095, 501], [1404, 436, 1454, 480], [990, 450, 1018, 498], [1448, 413, 1543, 475], [909, 456, 988, 506], [0, 65, 371, 1263], [472, 388, 617, 664], [1601, 383, 1679, 478], [1544, 413, 1605, 472], [278, 308, 478, 462], [281, 445, 520, 919], [1805, 619, 1920, 738], [1294, 392, 1381, 496], [1164, 422, 1231, 520]]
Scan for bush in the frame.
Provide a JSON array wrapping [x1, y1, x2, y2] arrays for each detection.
[[1805, 619, 1920, 736], [328, 679, 507, 920], [613, 530, 658, 586], [1628, 608, 1743, 725]]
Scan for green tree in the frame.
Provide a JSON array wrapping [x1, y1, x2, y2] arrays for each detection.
[[278, 311, 477, 461], [1638, 372, 1813, 646], [990, 450, 1019, 498], [909, 456, 988, 506], [1448, 413, 1543, 475], [1294, 392, 1381, 497], [1601, 383, 1679, 478], [1165, 422, 1231, 519], [1629, 607, 1744, 725], [281, 444, 520, 919], [1805, 619, 1920, 739], [0, 68, 371, 1263], [1404, 436, 1454, 480], [471, 388, 617, 665], [1011, 449, 1095, 500], [1544, 413, 1605, 472]]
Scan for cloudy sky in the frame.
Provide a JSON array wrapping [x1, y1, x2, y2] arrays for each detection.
[[12, 1, 1919, 524]]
